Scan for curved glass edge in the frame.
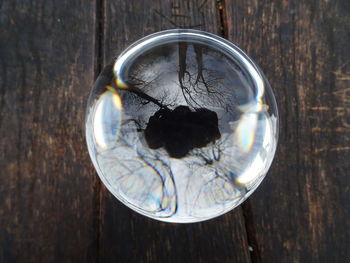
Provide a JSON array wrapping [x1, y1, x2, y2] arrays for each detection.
[[85, 29, 280, 223]]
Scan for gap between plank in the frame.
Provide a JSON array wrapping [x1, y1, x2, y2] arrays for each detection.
[[241, 201, 262, 262], [95, 0, 104, 76], [93, 0, 104, 262], [215, 0, 260, 262], [216, 0, 228, 39]]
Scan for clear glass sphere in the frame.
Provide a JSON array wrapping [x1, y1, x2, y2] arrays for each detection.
[[86, 29, 278, 223]]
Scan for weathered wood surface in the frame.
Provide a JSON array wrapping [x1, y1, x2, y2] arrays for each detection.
[[0, 0, 98, 262], [0, 0, 349, 262], [225, 0, 350, 262]]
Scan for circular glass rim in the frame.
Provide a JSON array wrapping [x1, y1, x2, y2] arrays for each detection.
[[88, 29, 279, 223], [114, 29, 267, 103]]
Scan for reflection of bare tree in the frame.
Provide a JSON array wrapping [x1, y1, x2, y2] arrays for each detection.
[[115, 43, 227, 112], [110, 126, 178, 217], [110, 43, 228, 159], [191, 140, 222, 165], [105, 43, 245, 213], [90, 40, 266, 221], [114, 77, 169, 110], [177, 43, 226, 108], [183, 136, 249, 214]]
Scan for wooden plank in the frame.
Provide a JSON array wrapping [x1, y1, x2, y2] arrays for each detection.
[[0, 0, 97, 262], [98, 0, 251, 262], [224, 0, 350, 261]]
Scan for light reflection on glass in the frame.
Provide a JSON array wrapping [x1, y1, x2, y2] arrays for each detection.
[[86, 29, 278, 223], [93, 89, 122, 149]]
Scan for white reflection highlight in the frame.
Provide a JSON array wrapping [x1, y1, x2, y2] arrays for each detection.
[[238, 101, 269, 113], [236, 154, 265, 184], [93, 90, 123, 149], [235, 113, 258, 153], [262, 113, 273, 150]]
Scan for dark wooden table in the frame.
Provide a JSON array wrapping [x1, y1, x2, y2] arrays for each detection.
[[1, 0, 349, 262]]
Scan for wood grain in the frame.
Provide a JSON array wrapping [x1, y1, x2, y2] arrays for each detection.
[[224, 0, 350, 261], [98, 0, 251, 262], [1, 0, 349, 262], [0, 0, 97, 262]]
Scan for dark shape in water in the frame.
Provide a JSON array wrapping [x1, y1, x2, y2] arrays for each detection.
[[145, 106, 221, 158]]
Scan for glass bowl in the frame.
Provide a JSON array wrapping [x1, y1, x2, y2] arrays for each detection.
[[86, 29, 278, 223]]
